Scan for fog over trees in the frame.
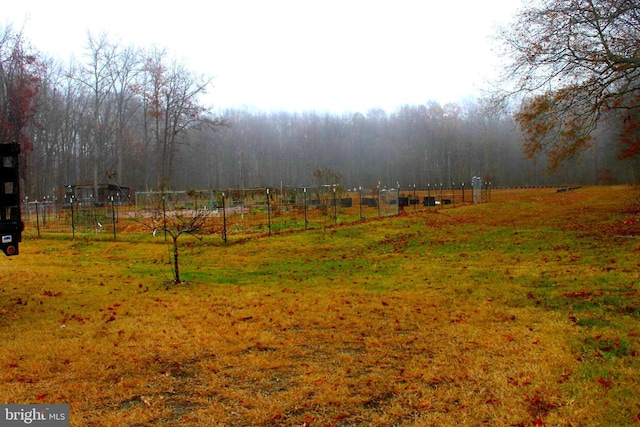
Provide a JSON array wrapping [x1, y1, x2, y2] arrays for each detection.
[[1, 23, 638, 204]]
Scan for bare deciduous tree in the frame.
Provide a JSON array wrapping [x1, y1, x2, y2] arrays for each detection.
[[140, 192, 211, 284], [496, 0, 640, 170], [141, 49, 225, 189], [79, 32, 117, 199]]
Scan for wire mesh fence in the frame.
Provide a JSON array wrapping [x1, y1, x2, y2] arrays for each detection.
[[22, 183, 491, 241]]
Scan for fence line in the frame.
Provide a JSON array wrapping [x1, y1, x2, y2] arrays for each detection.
[[22, 183, 492, 241]]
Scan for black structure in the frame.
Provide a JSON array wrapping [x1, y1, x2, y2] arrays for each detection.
[[423, 196, 436, 206], [0, 141, 22, 256], [64, 184, 131, 207]]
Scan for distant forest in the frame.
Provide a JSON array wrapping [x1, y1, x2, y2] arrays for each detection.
[[2, 28, 638, 204], [197, 105, 636, 191]]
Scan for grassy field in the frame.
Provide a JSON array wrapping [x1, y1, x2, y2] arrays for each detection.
[[1, 186, 639, 426]]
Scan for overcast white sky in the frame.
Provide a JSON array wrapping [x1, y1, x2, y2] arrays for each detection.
[[5, 0, 520, 114]]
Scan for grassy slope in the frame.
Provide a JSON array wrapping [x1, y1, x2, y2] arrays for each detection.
[[1, 186, 639, 426]]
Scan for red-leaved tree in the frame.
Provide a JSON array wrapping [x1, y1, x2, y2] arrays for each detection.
[[0, 26, 42, 149]]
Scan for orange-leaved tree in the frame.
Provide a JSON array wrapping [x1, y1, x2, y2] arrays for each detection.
[[496, 0, 640, 170]]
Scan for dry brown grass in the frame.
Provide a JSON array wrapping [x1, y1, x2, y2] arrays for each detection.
[[1, 186, 640, 426]]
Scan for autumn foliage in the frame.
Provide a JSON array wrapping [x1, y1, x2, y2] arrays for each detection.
[[515, 88, 596, 170], [498, 0, 640, 170], [620, 108, 640, 159], [0, 26, 41, 149]]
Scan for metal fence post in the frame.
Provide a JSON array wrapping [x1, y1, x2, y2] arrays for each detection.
[[377, 182, 381, 217], [266, 188, 271, 236], [333, 186, 337, 225], [359, 186, 363, 220], [221, 192, 227, 242], [303, 187, 308, 229], [110, 197, 116, 240], [452, 183, 455, 206], [396, 182, 400, 215], [35, 200, 40, 237], [70, 197, 75, 239]]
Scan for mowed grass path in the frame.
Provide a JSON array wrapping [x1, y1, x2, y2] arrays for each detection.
[[1, 186, 639, 426]]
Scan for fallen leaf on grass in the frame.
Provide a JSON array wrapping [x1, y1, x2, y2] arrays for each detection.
[[43, 290, 62, 297], [597, 377, 612, 389]]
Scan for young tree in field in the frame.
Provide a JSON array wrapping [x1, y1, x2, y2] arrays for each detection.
[[496, 0, 640, 170], [159, 206, 210, 285], [312, 167, 343, 216], [141, 192, 211, 284]]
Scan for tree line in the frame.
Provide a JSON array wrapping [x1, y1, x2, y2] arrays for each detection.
[[194, 104, 628, 191], [1, 11, 638, 205]]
